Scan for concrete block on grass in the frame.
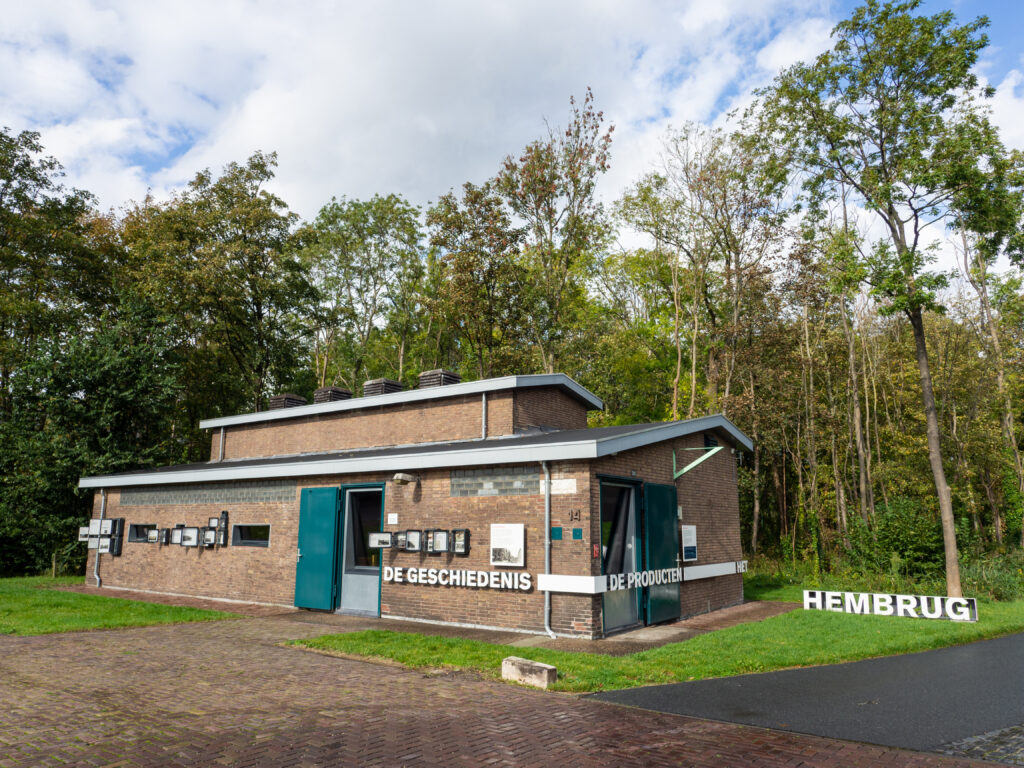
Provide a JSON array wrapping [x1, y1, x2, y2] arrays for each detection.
[[502, 656, 557, 689]]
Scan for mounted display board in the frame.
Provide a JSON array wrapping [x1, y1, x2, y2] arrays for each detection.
[[490, 524, 524, 567], [681, 525, 697, 562]]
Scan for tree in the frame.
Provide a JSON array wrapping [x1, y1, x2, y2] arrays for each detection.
[[427, 182, 529, 379], [0, 128, 101, 416], [496, 88, 613, 373], [298, 194, 422, 391], [756, 0, 1011, 595], [0, 300, 180, 575], [126, 152, 309, 413]]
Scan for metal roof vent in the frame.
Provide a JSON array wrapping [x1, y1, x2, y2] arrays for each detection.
[[362, 378, 404, 396], [268, 393, 307, 410], [313, 386, 352, 403], [418, 369, 461, 388]]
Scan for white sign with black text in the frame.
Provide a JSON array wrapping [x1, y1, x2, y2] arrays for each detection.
[[803, 590, 978, 622]]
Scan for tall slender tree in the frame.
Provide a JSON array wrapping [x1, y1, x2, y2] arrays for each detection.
[[756, 0, 1015, 595]]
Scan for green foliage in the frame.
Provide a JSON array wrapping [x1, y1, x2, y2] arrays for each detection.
[[0, 301, 181, 576], [426, 182, 530, 378], [298, 193, 423, 391], [125, 152, 311, 414], [0, 576, 233, 635], [496, 88, 614, 373], [846, 499, 945, 577]]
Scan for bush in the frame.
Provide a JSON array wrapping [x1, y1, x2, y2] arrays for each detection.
[[960, 549, 1024, 601], [847, 498, 944, 578]]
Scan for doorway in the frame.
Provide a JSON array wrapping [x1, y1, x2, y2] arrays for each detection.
[[293, 484, 383, 615], [338, 487, 383, 616], [601, 482, 640, 633], [599, 479, 682, 634]]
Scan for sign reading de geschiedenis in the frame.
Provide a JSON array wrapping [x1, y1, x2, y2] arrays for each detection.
[[803, 590, 978, 622]]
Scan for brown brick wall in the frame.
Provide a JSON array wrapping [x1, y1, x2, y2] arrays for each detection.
[[210, 387, 588, 460], [215, 394, 511, 460], [381, 461, 594, 635], [513, 388, 588, 432], [86, 429, 743, 637]]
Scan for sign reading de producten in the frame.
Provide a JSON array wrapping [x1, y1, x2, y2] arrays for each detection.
[[803, 590, 978, 622]]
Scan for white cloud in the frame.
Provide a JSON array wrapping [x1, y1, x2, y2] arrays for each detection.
[[1, 0, 848, 220], [990, 68, 1024, 151]]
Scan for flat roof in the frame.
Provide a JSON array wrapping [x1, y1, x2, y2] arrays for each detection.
[[198, 374, 603, 430], [79, 414, 751, 489]]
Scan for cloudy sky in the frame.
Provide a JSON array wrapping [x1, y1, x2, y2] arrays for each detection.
[[3, 0, 1023, 226]]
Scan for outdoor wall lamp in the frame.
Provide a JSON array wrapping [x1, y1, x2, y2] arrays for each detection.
[[392, 472, 419, 485]]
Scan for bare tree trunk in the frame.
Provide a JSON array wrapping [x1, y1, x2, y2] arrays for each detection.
[[748, 371, 760, 554], [861, 318, 887, 512], [801, 303, 819, 518], [688, 274, 700, 419], [832, 434, 849, 545], [773, 461, 787, 537], [670, 245, 682, 421], [982, 468, 1004, 545], [907, 307, 961, 597], [841, 294, 872, 522]]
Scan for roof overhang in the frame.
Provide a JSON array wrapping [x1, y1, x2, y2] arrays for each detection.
[[79, 414, 750, 489], [198, 374, 603, 430]]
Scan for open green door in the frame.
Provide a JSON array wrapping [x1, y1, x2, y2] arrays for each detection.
[[294, 487, 341, 610], [644, 482, 681, 624]]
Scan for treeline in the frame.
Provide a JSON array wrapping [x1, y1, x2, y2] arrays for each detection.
[[2, 1, 1023, 596]]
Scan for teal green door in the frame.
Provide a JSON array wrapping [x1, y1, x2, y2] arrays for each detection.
[[644, 482, 681, 624], [294, 487, 341, 610]]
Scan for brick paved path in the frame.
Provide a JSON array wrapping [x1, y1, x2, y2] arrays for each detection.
[[0, 616, 989, 767]]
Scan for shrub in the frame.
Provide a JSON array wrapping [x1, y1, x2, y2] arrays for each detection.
[[847, 498, 944, 577]]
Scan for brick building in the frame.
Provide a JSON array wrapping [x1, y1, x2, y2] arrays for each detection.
[[78, 372, 750, 639]]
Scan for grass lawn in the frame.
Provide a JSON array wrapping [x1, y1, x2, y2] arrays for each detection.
[[0, 576, 235, 636], [290, 586, 1024, 692]]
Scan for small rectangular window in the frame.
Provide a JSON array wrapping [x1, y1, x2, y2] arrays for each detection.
[[232, 524, 270, 547], [128, 524, 156, 542]]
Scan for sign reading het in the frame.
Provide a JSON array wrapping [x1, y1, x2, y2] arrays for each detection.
[[803, 590, 977, 622]]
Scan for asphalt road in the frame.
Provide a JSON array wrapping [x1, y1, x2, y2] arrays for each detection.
[[590, 631, 1024, 753]]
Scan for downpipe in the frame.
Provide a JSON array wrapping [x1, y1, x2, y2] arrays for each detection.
[[92, 489, 107, 588], [541, 461, 556, 638]]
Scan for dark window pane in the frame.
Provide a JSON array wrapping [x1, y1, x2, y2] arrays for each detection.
[[128, 524, 155, 542], [232, 525, 270, 547], [349, 491, 382, 568], [601, 485, 632, 574]]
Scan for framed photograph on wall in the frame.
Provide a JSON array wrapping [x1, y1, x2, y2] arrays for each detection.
[[181, 527, 199, 547], [489, 523, 525, 567], [170, 527, 183, 545], [452, 529, 470, 555], [431, 529, 450, 553], [405, 530, 422, 552]]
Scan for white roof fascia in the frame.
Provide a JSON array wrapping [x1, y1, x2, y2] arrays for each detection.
[[78, 439, 601, 489], [593, 415, 753, 455], [77, 414, 751, 490], [198, 374, 603, 430]]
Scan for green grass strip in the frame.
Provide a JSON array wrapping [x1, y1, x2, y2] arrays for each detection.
[[290, 599, 1024, 692], [0, 576, 235, 636]]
